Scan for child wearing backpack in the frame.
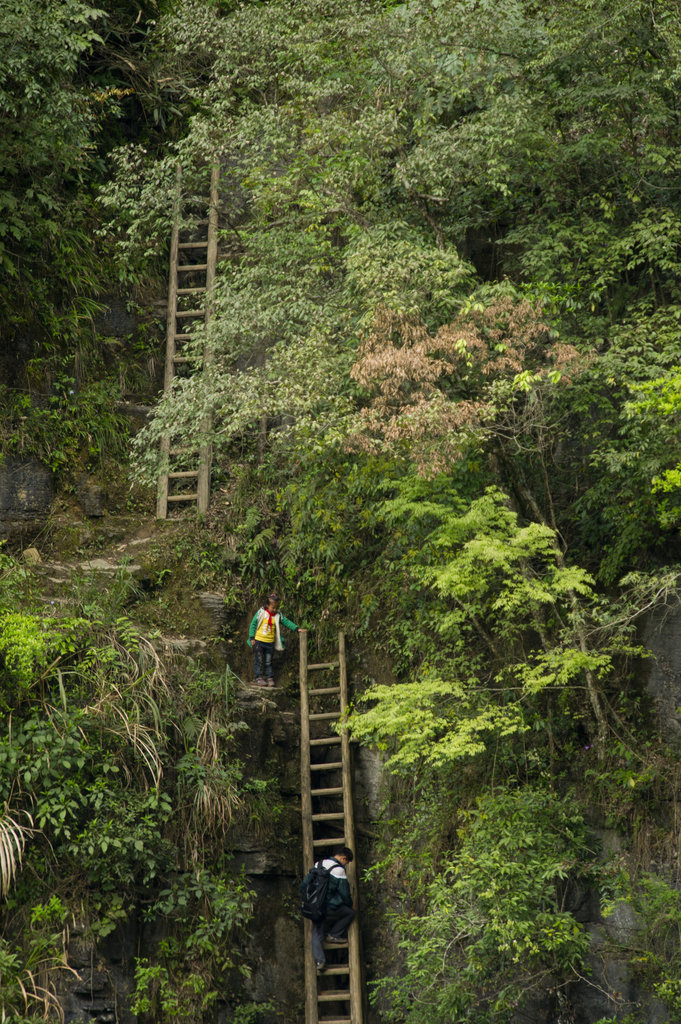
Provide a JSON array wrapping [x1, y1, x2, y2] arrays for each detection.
[[300, 846, 355, 971], [247, 592, 298, 687]]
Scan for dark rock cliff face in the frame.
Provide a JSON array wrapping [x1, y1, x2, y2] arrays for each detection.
[[0, 456, 55, 542], [643, 605, 681, 741]]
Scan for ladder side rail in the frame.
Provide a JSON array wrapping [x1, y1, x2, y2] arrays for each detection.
[[299, 629, 319, 1024], [163, 165, 182, 392], [156, 436, 171, 521], [300, 628, 314, 868], [157, 165, 182, 519], [197, 161, 219, 513], [339, 630, 363, 1024]]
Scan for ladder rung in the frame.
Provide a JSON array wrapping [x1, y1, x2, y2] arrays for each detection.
[[174, 334, 195, 341], [175, 309, 204, 318], [317, 1019, 351, 1024], [310, 763, 343, 772], [309, 687, 341, 696], [311, 787, 344, 797], [309, 712, 338, 722], [309, 662, 339, 670], [323, 939, 348, 948], [314, 837, 346, 846], [322, 966, 350, 976], [312, 812, 345, 820], [177, 241, 208, 249], [318, 992, 351, 1002], [169, 470, 199, 479], [167, 493, 199, 502], [177, 263, 208, 271], [177, 287, 206, 295], [310, 737, 341, 746]]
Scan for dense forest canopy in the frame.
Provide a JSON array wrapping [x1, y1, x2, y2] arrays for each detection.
[[4, 1, 681, 1021]]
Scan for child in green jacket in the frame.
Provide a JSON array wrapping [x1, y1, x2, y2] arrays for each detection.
[[247, 592, 298, 687]]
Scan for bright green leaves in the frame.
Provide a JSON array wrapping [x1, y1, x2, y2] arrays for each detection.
[[624, 369, 681, 527], [0, 612, 58, 695], [424, 489, 594, 633], [350, 671, 526, 771], [350, 486, 617, 771], [0, 612, 95, 701]]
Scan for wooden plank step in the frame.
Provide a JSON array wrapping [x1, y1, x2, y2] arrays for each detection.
[[312, 811, 345, 821], [177, 263, 208, 271], [322, 966, 350, 976], [169, 470, 199, 479], [323, 939, 348, 948], [175, 309, 204, 318], [309, 712, 338, 722], [310, 763, 343, 772], [311, 787, 343, 797], [309, 687, 341, 696], [309, 662, 339, 670], [177, 241, 208, 249], [174, 334, 195, 341], [177, 286, 206, 295], [317, 1018, 351, 1024], [318, 991, 351, 1002], [167, 493, 199, 502], [313, 837, 345, 847], [310, 737, 341, 746]]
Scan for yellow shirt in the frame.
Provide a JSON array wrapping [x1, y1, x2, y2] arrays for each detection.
[[255, 611, 276, 643]]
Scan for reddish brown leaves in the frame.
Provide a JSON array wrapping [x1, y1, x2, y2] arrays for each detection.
[[349, 298, 581, 473]]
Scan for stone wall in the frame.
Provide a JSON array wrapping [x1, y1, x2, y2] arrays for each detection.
[[0, 456, 54, 541]]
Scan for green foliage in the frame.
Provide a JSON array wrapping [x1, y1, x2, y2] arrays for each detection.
[[373, 788, 594, 1024], [132, 869, 254, 1021], [0, 0, 107, 349], [0, 375, 129, 476], [8, 0, 681, 1019], [603, 871, 681, 1018], [349, 486, 633, 771], [114, 0, 681, 585], [0, 579, 260, 1019], [0, 896, 69, 1022]]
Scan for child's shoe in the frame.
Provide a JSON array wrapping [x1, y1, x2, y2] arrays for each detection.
[[253, 677, 268, 687]]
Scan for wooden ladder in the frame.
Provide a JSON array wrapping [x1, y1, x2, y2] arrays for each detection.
[[299, 630, 364, 1024], [156, 163, 219, 519]]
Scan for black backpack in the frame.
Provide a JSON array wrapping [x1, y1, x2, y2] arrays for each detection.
[[299, 859, 339, 922]]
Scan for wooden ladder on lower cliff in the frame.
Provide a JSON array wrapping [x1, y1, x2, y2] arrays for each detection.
[[156, 163, 219, 519], [299, 630, 364, 1024]]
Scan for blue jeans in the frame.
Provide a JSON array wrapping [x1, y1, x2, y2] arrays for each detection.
[[253, 640, 274, 680], [311, 905, 355, 964]]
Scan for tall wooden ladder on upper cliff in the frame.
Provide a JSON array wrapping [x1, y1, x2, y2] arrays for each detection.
[[156, 164, 219, 519], [299, 630, 364, 1024]]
